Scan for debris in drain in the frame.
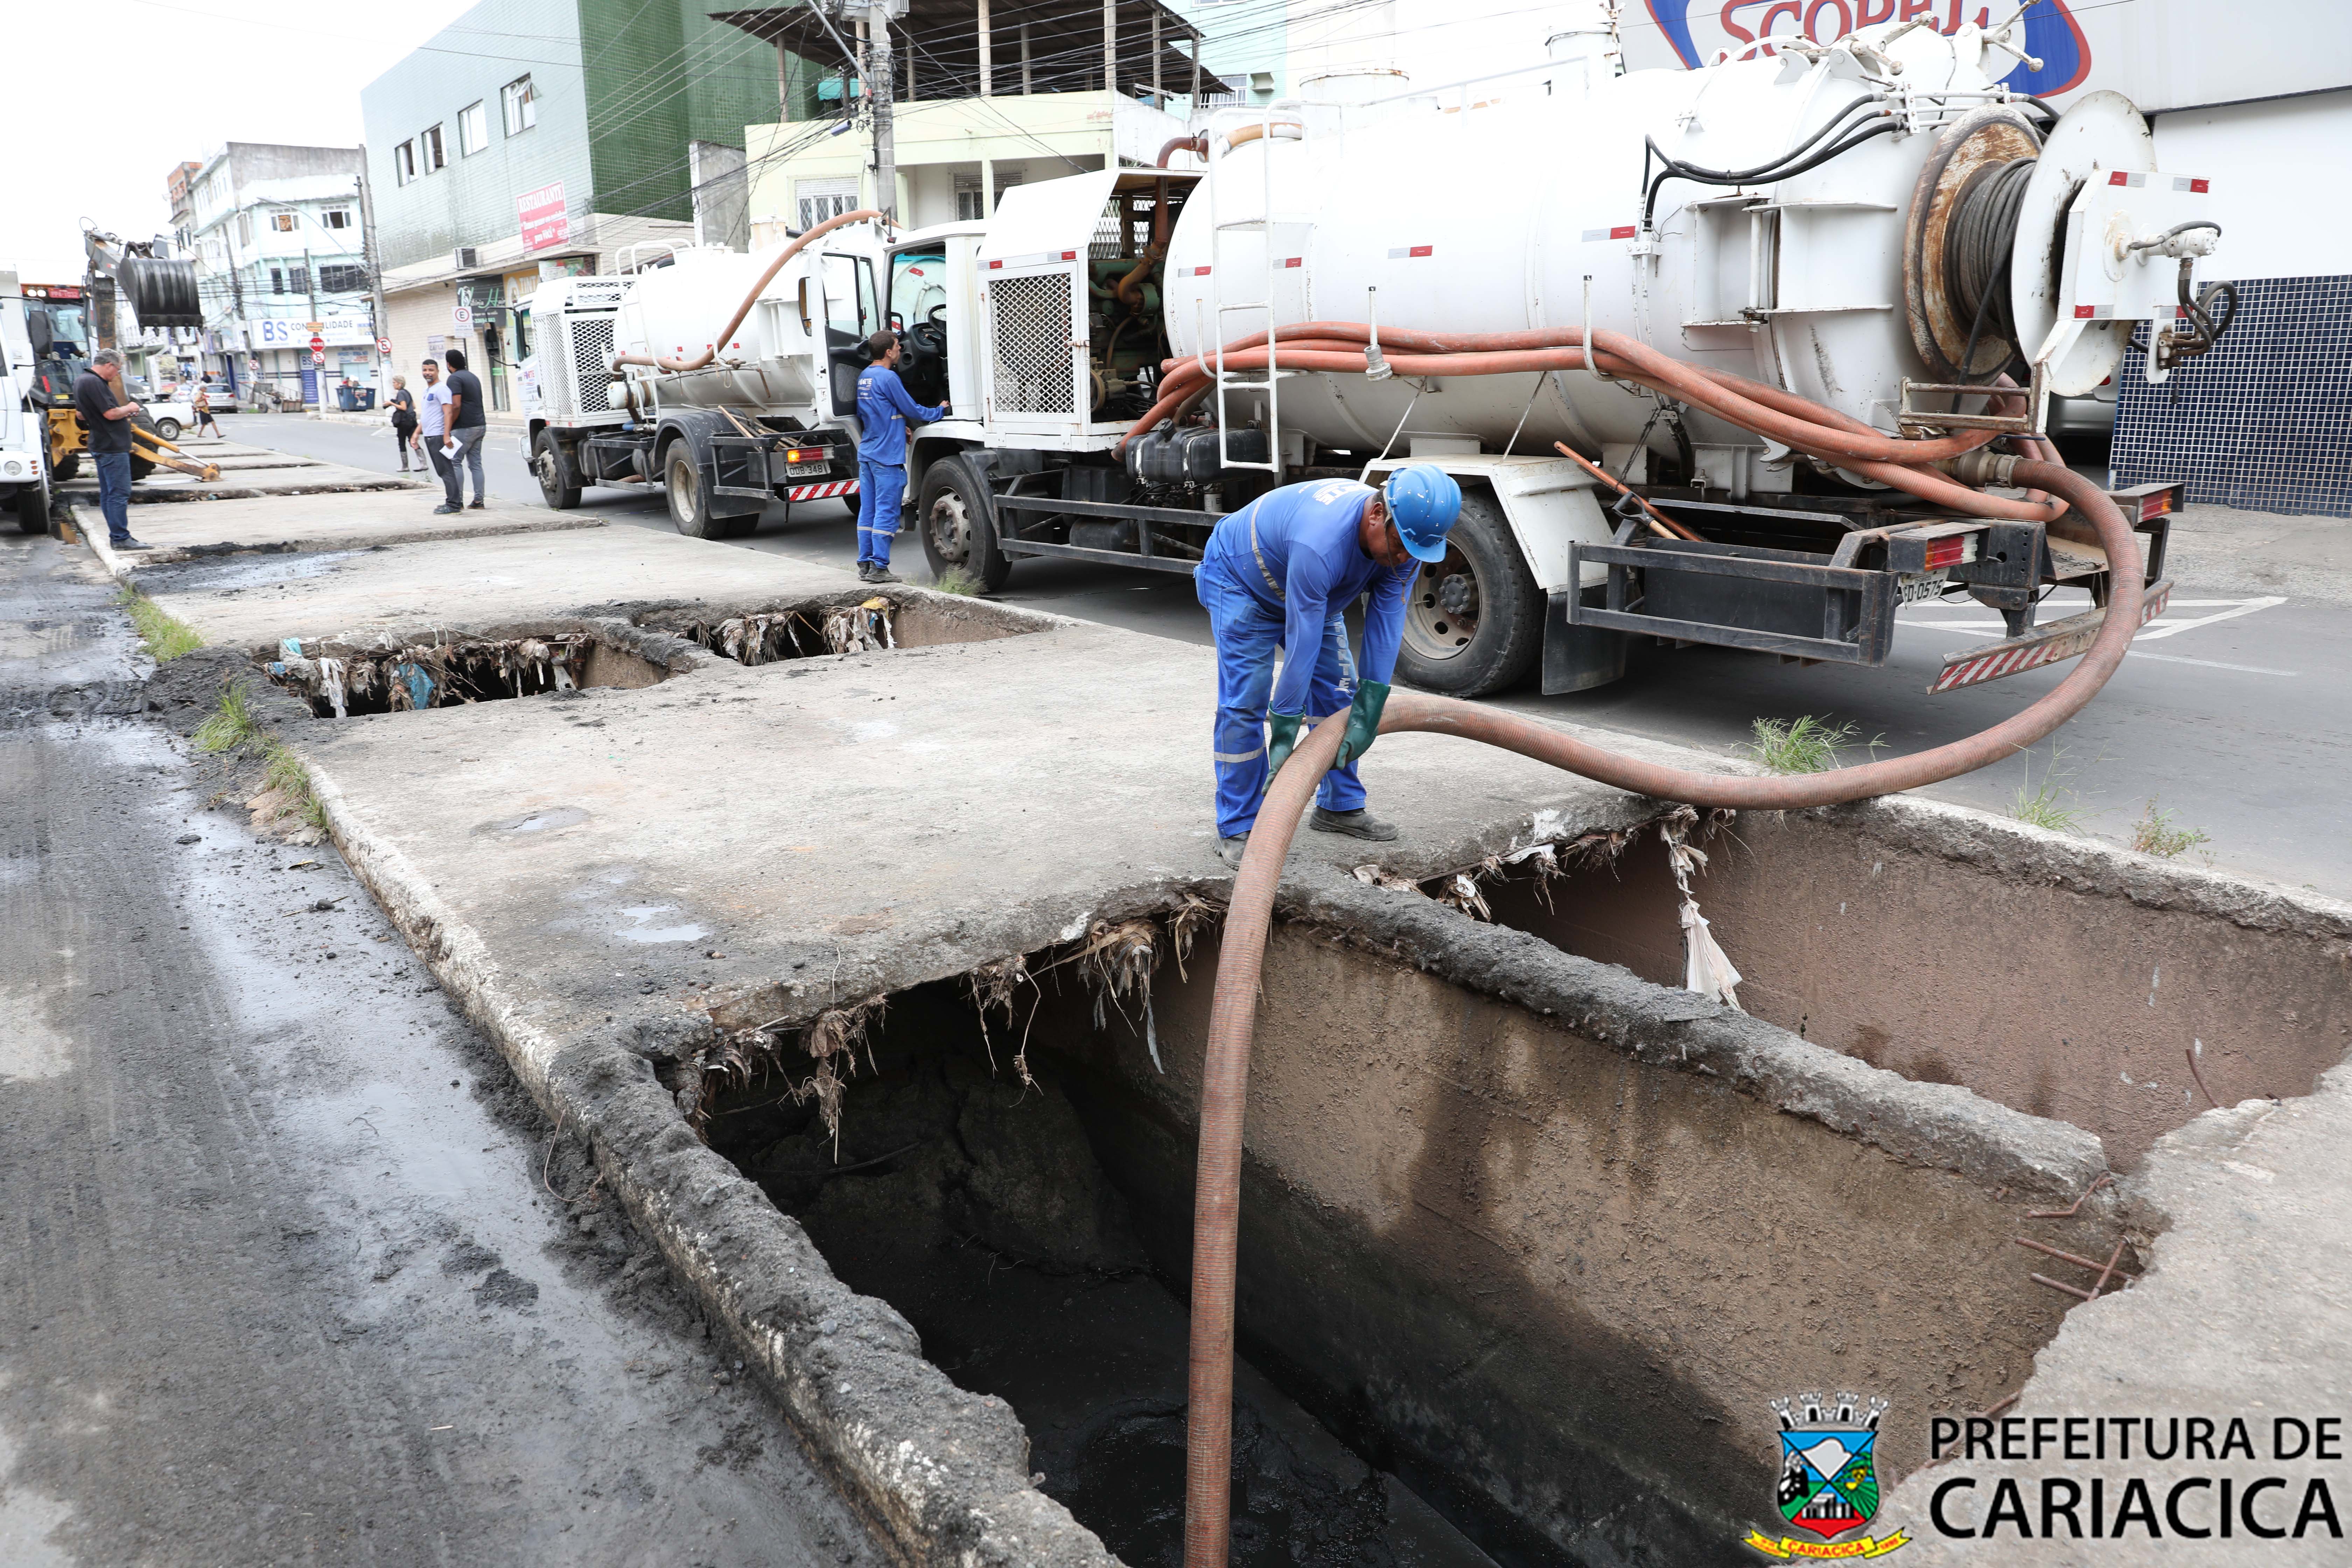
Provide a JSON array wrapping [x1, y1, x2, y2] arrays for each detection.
[[268, 634, 604, 717], [680, 598, 897, 665]]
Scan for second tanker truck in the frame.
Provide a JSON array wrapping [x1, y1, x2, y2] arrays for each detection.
[[524, 11, 2225, 700]]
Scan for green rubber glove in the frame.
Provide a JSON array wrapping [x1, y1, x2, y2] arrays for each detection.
[[1265, 712, 1303, 783], [1337, 680, 1391, 766]]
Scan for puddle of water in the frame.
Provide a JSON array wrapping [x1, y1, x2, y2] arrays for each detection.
[[616, 905, 709, 944]]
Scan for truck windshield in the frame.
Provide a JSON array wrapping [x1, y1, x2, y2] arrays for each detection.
[[891, 252, 945, 331]]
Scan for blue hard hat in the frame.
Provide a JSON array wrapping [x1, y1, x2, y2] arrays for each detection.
[[1381, 465, 1463, 562]]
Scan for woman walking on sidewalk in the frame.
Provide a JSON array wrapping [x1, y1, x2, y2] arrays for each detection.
[[387, 376, 419, 471], [192, 384, 221, 440]]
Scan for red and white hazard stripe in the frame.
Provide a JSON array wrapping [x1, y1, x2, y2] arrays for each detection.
[[1931, 582, 2174, 695], [786, 478, 857, 502]]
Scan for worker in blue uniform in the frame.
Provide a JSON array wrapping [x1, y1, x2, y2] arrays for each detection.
[[1195, 465, 1464, 866], [854, 330, 949, 583]]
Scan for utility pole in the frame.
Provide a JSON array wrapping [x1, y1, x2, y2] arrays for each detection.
[[1102, 0, 1117, 98], [867, 6, 896, 223], [303, 245, 322, 407], [357, 168, 388, 398], [978, 0, 991, 97], [1152, 9, 1161, 106], [1021, 19, 1032, 93]]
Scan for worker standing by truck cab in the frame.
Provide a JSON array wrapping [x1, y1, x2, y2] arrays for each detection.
[[1197, 466, 1462, 866], [853, 330, 948, 583]]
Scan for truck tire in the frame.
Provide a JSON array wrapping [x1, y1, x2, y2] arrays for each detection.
[[13, 484, 49, 534], [534, 430, 581, 510], [1394, 489, 1542, 698], [664, 441, 720, 539], [52, 453, 79, 482], [917, 454, 1010, 591], [129, 409, 163, 481]]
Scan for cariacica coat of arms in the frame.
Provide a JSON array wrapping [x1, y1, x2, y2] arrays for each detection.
[[1742, 1393, 1910, 1560]]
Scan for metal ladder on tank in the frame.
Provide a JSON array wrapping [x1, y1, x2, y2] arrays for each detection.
[[1204, 105, 1297, 477]]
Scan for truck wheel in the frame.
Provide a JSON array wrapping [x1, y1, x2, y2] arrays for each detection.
[[1395, 490, 1542, 698], [534, 431, 581, 510], [918, 455, 1009, 591], [664, 442, 719, 539], [13, 485, 49, 534]]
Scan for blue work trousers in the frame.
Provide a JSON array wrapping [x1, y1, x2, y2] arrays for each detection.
[[856, 459, 905, 567], [1196, 561, 1365, 839], [93, 451, 133, 544]]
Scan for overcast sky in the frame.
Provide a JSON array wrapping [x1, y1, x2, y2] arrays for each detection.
[[0, 0, 478, 283], [3, 0, 1607, 285]]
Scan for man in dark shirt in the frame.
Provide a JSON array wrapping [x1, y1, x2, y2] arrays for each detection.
[[73, 350, 150, 550], [440, 348, 489, 511]]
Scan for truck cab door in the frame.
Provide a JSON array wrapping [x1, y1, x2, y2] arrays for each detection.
[[821, 252, 879, 419]]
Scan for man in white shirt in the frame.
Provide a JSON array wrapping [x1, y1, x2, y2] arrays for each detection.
[[417, 359, 460, 514]]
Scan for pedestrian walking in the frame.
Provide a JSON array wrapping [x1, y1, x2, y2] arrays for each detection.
[[73, 350, 150, 551], [441, 349, 489, 511], [386, 376, 419, 470], [192, 382, 221, 440], [852, 330, 948, 583], [418, 359, 460, 513], [1194, 467, 1462, 866]]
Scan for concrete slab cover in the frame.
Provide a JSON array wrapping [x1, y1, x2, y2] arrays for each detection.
[[137, 528, 856, 648], [81, 490, 592, 571]]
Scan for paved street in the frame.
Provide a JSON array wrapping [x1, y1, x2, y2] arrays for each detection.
[[222, 414, 2352, 897], [0, 533, 885, 1567]]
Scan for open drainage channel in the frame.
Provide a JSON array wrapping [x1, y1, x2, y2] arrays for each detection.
[[633, 588, 1047, 666], [264, 629, 675, 716], [676, 798, 2352, 1566]]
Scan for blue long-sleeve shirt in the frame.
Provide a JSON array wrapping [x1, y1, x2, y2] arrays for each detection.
[[854, 363, 944, 464], [1203, 478, 1414, 718]]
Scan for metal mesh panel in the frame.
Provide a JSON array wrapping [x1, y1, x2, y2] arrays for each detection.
[[569, 318, 615, 414], [989, 274, 1073, 414]]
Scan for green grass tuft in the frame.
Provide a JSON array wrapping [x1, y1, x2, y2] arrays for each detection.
[[2129, 798, 2210, 859], [116, 586, 203, 662], [2009, 745, 2090, 834], [929, 566, 980, 596], [1746, 714, 1883, 774], [193, 684, 261, 754]]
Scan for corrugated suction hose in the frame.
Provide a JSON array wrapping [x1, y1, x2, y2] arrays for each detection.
[[1182, 460, 2141, 1565]]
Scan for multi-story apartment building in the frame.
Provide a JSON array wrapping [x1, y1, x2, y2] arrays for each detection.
[[181, 143, 374, 407], [362, 0, 786, 414]]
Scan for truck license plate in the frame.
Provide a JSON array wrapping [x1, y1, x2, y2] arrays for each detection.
[[786, 462, 830, 478]]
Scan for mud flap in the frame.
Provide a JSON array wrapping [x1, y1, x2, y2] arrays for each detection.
[[1543, 586, 1627, 694]]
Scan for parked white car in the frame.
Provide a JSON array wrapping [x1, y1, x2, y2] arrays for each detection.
[[140, 389, 196, 441]]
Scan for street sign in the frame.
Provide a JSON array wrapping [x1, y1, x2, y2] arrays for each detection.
[[308, 334, 326, 352], [452, 304, 475, 331], [310, 350, 326, 365], [377, 336, 392, 355], [305, 320, 324, 332]]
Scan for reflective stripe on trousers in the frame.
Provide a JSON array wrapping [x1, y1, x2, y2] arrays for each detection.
[[1195, 559, 1363, 840], [857, 459, 906, 566]]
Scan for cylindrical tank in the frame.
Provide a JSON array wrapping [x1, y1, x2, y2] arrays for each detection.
[[615, 245, 824, 412], [1162, 21, 2135, 465]]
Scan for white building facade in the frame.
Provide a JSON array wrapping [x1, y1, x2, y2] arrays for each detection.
[[182, 143, 375, 408]]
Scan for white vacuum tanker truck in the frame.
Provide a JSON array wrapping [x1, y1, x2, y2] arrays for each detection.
[[527, 13, 2227, 698]]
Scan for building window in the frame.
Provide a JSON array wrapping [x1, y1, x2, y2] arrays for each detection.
[[393, 141, 417, 185], [323, 208, 351, 230], [954, 172, 1021, 222], [797, 176, 859, 232], [237, 212, 252, 246], [287, 267, 310, 296], [460, 102, 488, 156], [502, 76, 536, 136], [319, 264, 368, 294], [422, 125, 446, 172], [270, 268, 285, 295], [271, 211, 297, 233]]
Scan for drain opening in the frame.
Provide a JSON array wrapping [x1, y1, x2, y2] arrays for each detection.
[[636, 591, 1045, 665], [265, 632, 671, 717], [701, 982, 1510, 1568]]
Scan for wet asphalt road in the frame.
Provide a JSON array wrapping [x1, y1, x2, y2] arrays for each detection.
[[0, 533, 884, 1564], [227, 413, 2352, 897]]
